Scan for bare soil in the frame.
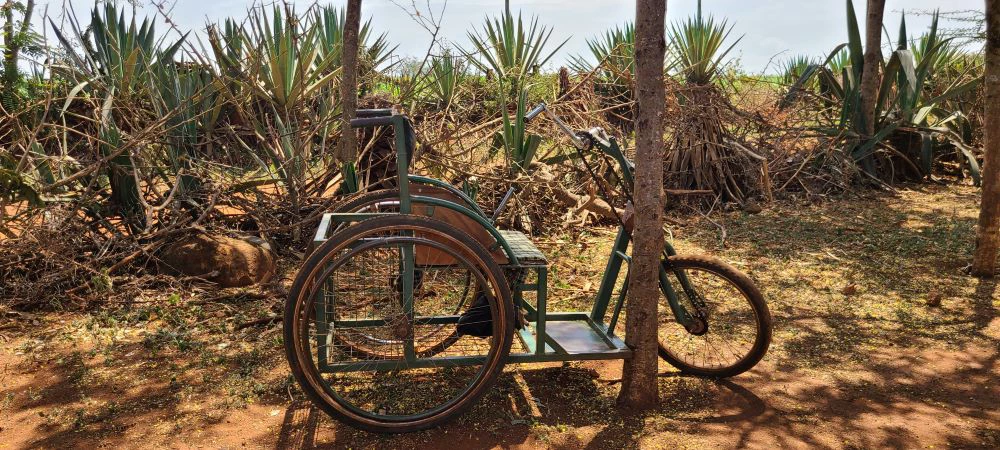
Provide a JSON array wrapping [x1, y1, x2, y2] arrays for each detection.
[[1, 184, 997, 449]]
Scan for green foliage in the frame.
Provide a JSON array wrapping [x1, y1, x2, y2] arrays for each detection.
[[668, 0, 742, 85], [150, 63, 221, 196], [51, 3, 186, 96], [781, 55, 813, 84], [207, 19, 245, 80], [785, 2, 983, 184], [240, 5, 340, 110], [50, 3, 190, 231], [1, 0, 44, 108], [568, 22, 635, 83], [463, 1, 567, 89], [0, 152, 41, 207], [314, 5, 396, 83], [568, 21, 637, 116], [828, 47, 852, 74], [339, 162, 359, 195], [492, 85, 542, 174], [425, 50, 466, 108]]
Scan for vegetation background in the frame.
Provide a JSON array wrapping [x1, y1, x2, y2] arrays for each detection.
[[0, 0, 997, 448]]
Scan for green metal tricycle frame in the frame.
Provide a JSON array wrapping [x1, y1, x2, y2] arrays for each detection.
[[312, 108, 702, 372]]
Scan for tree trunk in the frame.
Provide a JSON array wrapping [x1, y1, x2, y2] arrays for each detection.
[[618, 0, 666, 411], [558, 66, 570, 98], [859, 0, 886, 137], [338, 0, 362, 163], [972, 0, 1000, 276], [2, 0, 34, 109]]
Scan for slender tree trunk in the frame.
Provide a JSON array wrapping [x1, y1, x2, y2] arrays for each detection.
[[618, 0, 666, 411], [859, 0, 886, 136], [338, 0, 362, 163], [972, 0, 1000, 276], [2, 0, 34, 109]]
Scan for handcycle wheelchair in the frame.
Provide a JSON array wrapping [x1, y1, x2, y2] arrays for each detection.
[[284, 105, 772, 433]]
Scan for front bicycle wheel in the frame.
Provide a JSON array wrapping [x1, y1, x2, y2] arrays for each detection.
[[657, 255, 771, 378], [285, 215, 514, 433]]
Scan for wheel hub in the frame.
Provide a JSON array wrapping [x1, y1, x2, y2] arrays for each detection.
[[391, 315, 412, 340], [685, 317, 708, 336]]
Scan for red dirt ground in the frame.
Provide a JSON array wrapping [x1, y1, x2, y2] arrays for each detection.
[[1, 185, 998, 449]]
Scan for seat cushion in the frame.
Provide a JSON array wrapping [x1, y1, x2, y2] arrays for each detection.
[[498, 230, 547, 267]]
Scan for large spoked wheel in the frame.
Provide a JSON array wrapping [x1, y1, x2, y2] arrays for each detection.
[[285, 215, 515, 433], [657, 255, 772, 378], [325, 189, 478, 359]]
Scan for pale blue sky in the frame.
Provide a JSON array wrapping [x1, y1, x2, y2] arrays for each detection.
[[34, 1, 985, 73]]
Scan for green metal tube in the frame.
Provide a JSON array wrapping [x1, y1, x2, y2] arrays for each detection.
[[590, 227, 630, 322], [408, 195, 519, 265], [408, 175, 489, 218]]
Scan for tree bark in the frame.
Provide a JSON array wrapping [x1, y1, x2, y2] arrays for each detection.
[[859, 0, 886, 137], [338, 0, 362, 163], [2, 0, 35, 107], [618, 0, 666, 411], [972, 0, 1000, 276]]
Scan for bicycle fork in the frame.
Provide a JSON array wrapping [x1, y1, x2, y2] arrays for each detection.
[[604, 247, 706, 336]]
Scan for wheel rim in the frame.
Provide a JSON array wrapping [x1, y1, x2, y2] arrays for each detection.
[[293, 227, 507, 423], [330, 194, 474, 358], [658, 265, 762, 372]]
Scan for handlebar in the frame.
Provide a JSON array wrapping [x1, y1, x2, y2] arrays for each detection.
[[525, 102, 588, 149], [356, 108, 393, 118], [350, 108, 396, 127], [524, 103, 546, 122], [350, 116, 394, 128]]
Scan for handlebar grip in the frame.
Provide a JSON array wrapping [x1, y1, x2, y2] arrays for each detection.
[[350, 116, 394, 128], [355, 108, 393, 118], [524, 102, 546, 123]]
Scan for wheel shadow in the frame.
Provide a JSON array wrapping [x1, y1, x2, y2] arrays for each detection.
[[275, 400, 320, 449], [657, 372, 767, 424]]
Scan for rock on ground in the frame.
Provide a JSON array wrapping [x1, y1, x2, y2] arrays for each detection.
[[158, 233, 275, 287]]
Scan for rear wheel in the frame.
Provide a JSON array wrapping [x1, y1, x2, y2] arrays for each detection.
[[285, 215, 514, 433], [657, 255, 771, 378], [325, 189, 478, 358]]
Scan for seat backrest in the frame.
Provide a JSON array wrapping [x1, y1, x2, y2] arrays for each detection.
[[408, 185, 509, 266]]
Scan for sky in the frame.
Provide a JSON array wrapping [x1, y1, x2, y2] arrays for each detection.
[[31, 0, 986, 73]]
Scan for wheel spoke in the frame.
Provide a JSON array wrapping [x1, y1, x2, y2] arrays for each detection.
[[285, 216, 513, 431], [657, 257, 769, 376]]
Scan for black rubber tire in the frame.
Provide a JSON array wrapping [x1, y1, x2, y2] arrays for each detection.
[[284, 215, 514, 433], [657, 254, 772, 378]]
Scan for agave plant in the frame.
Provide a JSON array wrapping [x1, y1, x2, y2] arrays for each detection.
[[668, 0, 742, 86], [424, 50, 466, 108], [912, 33, 961, 82], [781, 55, 814, 84], [50, 3, 188, 232], [786, 2, 983, 184], [828, 47, 852, 74], [463, 0, 567, 89], [492, 84, 541, 175], [664, 1, 753, 203], [314, 5, 396, 82], [50, 3, 186, 96], [241, 5, 340, 111], [150, 62, 222, 196], [207, 19, 245, 79], [568, 22, 636, 84]]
